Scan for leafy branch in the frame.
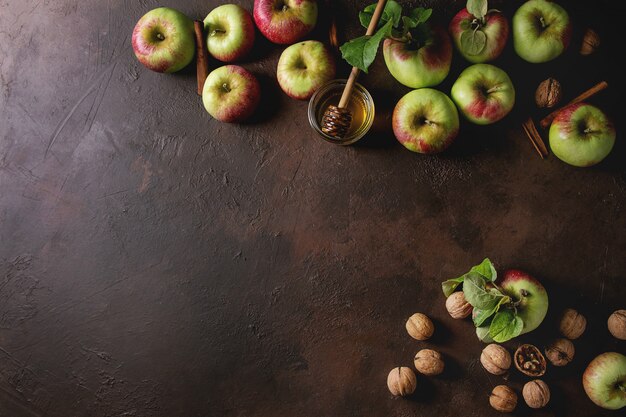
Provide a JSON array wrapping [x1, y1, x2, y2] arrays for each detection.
[[339, 1, 433, 73]]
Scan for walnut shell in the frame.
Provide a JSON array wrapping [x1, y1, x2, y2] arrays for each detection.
[[580, 28, 600, 55], [523, 379, 550, 409], [387, 367, 416, 396], [535, 78, 561, 108], [545, 338, 575, 366], [559, 308, 587, 339], [514, 344, 546, 377], [607, 309, 626, 340], [414, 349, 444, 376], [481, 344, 511, 375], [405, 313, 434, 340], [445, 291, 472, 319], [490, 385, 517, 413]]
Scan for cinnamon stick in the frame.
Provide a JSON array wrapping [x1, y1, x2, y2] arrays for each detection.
[[194, 21, 210, 96], [539, 81, 608, 128], [522, 118, 548, 159]]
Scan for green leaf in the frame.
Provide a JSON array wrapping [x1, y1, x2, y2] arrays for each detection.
[[460, 28, 487, 56], [442, 277, 465, 297], [339, 20, 393, 73], [470, 258, 497, 282], [476, 325, 493, 342], [472, 296, 509, 327], [489, 310, 524, 343], [467, 0, 488, 19], [359, 0, 402, 29], [409, 7, 432, 25], [463, 273, 503, 310]]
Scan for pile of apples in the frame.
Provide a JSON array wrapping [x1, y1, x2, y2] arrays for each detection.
[[391, 0, 615, 168], [132, 0, 335, 122]]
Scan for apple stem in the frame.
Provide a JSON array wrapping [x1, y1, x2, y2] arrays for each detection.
[[282, 4, 289, 12], [424, 119, 435, 127], [539, 16, 547, 29], [210, 29, 226, 37], [486, 85, 502, 94], [156, 33, 165, 41], [221, 83, 231, 93], [583, 128, 598, 134]]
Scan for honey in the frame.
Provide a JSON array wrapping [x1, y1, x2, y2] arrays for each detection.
[[308, 80, 375, 145]]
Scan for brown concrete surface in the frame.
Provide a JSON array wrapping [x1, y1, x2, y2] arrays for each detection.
[[0, 0, 625, 416]]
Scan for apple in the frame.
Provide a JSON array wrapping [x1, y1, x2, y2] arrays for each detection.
[[203, 4, 255, 62], [132, 7, 195, 73], [512, 0, 571, 63], [583, 352, 626, 410], [549, 103, 615, 167], [449, 8, 509, 63], [392, 88, 460, 154], [451, 63, 515, 125], [277, 40, 335, 101], [253, 0, 318, 45], [383, 26, 453, 89], [477, 270, 548, 342], [202, 65, 261, 123]]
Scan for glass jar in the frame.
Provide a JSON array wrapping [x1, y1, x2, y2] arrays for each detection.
[[308, 79, 375, 145]]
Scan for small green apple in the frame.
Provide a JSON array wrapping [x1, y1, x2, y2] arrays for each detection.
[[449, 7, 509, 63], [583, 352, 626, 410], [276, 40, 335, 100], [513, 0, 571, 63], [202, 65, 261, 123], [451, 64, 515, 125], [204, 4, 255, 62], [549, 103, 615, 167]]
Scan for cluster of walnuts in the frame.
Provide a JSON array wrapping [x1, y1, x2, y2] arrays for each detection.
[[386, 313, 445, 396]]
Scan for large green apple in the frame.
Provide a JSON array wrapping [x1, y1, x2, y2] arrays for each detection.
[[549, 103, 615, 167], [383, 26, 452, 89], [449, 8, 509, 63], [392, 88, 460, 154], [204, 4, 255, 62], [583, 352, 626, 410], [131, 7, 195, 73], [451, 64, 515, 125], [202, 65, 261, 123], [513, 0, 571, 63], [276, 41, 335, 100], [477, 270, 548, 342]]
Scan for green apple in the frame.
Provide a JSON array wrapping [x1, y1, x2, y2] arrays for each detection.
[[204, 4, 255, 62], [277, 40, 335, 100], [451, 64, 515, 125], [583, 352, 626, 410], [549, 103, 615, 167], [477, 269, 548, 342], [513, 0, 571, 63], [449, 7, 509, 63], [132, 7, 195, 73], [383, 25, 453, 89], [392, 88, 460, 154], [202, 65, 261, 123]]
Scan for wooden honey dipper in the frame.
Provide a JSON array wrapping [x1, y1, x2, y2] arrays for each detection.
[[321, 0, 387, 139]]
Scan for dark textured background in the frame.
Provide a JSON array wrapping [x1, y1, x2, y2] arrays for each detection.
[[0, 0, 625, 416]]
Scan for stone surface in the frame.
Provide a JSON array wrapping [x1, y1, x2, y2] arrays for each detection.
[[0, 1, 624, 416]]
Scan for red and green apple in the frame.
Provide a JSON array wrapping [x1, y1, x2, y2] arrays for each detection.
[[202, 65, 261, 123], [253, 0, 318, 45], [451, 63, 515, 125], [204, 4, 255, 62], [277, 40, 335, 100], [132, 7, 195, 73], [513, 0, 571, 63], [583, 352, 626, 410], [392, 88, 460, 154], [549, 103, 615, 167]]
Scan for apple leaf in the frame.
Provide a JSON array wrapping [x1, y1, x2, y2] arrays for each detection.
[[340, 19, 394, 73], [476, 325, 492, 342], [467, 0, 488, 20], [442, 277, 465, 297], [409, 7, 432, 25], [463, 273, 503, 310], [460, 28, 487, 55], [489, 310, 524, 343], [470, 258, 497, 282], [472, 295, 509, 327], [359, 0, 402, 29]]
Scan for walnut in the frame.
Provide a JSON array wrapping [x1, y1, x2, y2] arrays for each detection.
[[607, 309, 626, 340], [405, 313, 434, 340], [414, 349, 444, 376], [514, 344, 546, 377], [545, 338, 575, 366], [445, 291, 472, 319], [490, 385, 517, 413], [387, 367, 417, 396], [522, 379, 550, 409], [559, 308, 587, 339], [535, 78, 562, 108], [580, 28, 600, 55], [481, 344, 511, 375]]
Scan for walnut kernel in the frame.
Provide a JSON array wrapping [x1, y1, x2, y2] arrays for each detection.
[[523, 379, 550, 409], [490, 385, 517, 413], [387, 367, 416, 396], [405, 313, 434, 340], [481, 344, 511, 375], [514, 344, 546, 377], [608, 309, 626, 340], [545, 338, 575, 366], [414, 349, 444, 376], [445, 291, 472, 319]]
